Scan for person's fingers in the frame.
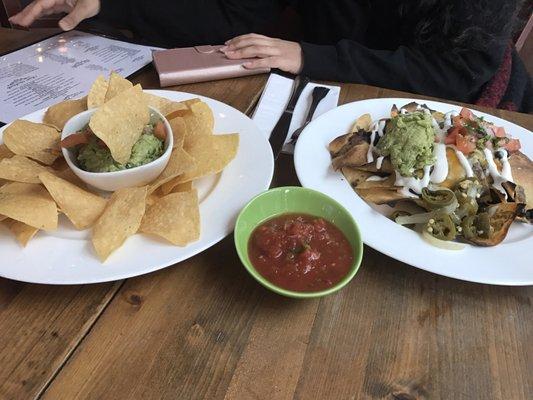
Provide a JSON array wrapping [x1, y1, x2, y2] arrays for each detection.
[[224, 45, 280, 59], [224, 36, 273, 51], [225, 33, 269, 46], [243, 57, 278, 70], [9, 0, 56, 27], [59, 0, 98, 30]]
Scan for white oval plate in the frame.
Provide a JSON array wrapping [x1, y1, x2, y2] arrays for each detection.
[[0, 90, 274, 284], [295, 98, 532, 286]]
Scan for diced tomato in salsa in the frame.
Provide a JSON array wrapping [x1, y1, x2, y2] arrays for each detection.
[[248, 213, 354, 292]]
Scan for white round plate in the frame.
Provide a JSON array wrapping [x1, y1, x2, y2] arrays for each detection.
[[0, 90, 274, 284], [295, 98, 532, 286]]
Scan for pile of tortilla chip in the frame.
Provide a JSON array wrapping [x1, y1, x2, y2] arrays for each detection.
[[329, 102, 532, 247], [0, 73, 239, 262]]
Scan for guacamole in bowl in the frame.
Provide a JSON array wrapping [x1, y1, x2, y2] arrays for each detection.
[[62, 112, 166, 173], [60, 106, 173, 192]]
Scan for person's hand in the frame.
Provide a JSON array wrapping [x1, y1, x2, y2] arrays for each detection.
[[221, 34, 303, 74], [9, 0, 100, 31]]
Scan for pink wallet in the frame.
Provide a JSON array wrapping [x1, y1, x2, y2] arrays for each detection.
[[152, 45, 270, 87]]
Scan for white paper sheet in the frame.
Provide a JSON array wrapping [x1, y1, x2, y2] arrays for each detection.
[[0, 30, 160, 123], [252, 73, 340, 154]]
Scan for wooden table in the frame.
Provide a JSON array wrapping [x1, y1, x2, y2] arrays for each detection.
[[1, 28, 532, 400]]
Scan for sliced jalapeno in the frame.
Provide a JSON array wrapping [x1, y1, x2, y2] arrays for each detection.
[[461, 215, 477, 239], [424, 214, 457, 241], [421, 187, 455, 210]]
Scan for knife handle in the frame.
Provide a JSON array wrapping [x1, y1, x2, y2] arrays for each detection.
[[286, 76, 311, 112], [269, 112, 293, 159]]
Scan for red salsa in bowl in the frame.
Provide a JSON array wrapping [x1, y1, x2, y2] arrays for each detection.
[[248, 213, 354, 292]]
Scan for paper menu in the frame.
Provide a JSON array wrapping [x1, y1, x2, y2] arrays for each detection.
[[0, 30, 160, 124]]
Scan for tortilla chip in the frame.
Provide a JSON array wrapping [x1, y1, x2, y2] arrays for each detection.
[[465, 203, 519, 247], [169, 117, 186, 149], [350, 113, 372, 133], [0, 182, 57, 230], [160, 179, 192, 195], [189, 101, 214, 132], [92, 186, 147, 261], [174, 134, 238, 183], [55, 167, 85, 187], [89, 84, 150, 164], [0, 155, 53, 183], [140, 190, 200, 246], [332, 140, 369, 170], [144, 93, 188, 117], [3, 218, 39, 247], [341, 167, 393, 189], [509, 152, 533, 210], [104, 72, 133, 102], [87, 75, 109, 108], [0, 144, 15, 160], [43, 97, 88, 130], [3, 120, 61, 165], [148, 148, 196, 193], [355, 187, 409, 205], [39, 171, 106, 230]]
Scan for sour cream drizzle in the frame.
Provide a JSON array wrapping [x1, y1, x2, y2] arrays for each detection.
[[395, 165, 431, 197], [483, 148, 514, 195], [376, 156, 384, 170], [366, 175, 388, 182], [366, 120, 386, 163], [429, 143, 448, 183], [454, 149, 474, 178]]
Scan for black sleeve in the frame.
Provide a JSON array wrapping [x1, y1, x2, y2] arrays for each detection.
[[99, 0, 284, 47], [300, 40, 504, 103]]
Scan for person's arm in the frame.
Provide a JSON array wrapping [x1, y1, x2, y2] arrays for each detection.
[[300, 40, 504, 103], [99, 0, 284, 47]]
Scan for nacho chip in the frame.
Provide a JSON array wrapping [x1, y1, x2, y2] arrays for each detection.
[[3, 218, 39, 247], [0, 155, 53, 183], [350, 113, 372, 133], [39, 171, 106, 230], [148, 148, 196, 193], [509, 152, 533, 210], [0, 144, 14, 160], [89, 84, 150, 164], [104, 72, 133, 102], [169, 117, 186, 149], [92, 186, 147, 261], [87, 75, 109, 108], [144, 93, 188, 117], [3, 120, 61, 165], [140, 190, 200, 246], [43, 97, 88, 130], [175, 134, 239, 183], [0, 182, 57, 230], [160, 179, 192, 195], [180, 102, 214, 139]]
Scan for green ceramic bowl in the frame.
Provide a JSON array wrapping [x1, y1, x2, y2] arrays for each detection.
[[234, 186, 363, 298]]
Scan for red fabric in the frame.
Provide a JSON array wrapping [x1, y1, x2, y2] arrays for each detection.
[[475, 43, 513, 110]]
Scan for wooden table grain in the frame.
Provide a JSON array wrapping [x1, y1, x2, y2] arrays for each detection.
[[0, 28, 532, 400]]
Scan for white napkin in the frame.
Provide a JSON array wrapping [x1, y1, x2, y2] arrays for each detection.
[[252, 73, 340, 153]]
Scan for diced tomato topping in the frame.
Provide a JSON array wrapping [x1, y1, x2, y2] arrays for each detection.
[[491, 126, 506, 138], [452, 115, 465, 127], [459, 108, 474, 121], [60, 131, 91, 148], [455, 134, 476, 154], [503, 138, 521, 152], [153, 121, 167, 141], [445, 126, 460, 144]]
